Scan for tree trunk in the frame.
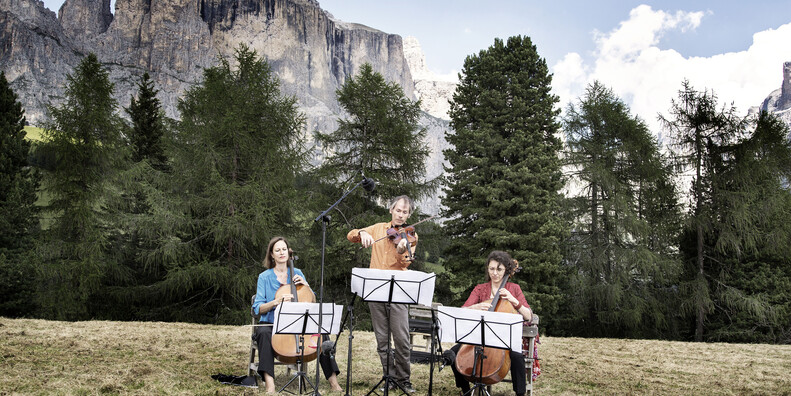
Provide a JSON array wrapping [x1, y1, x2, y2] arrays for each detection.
[[694, 128, 704, 342]]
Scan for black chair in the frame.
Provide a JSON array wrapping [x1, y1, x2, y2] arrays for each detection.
[[248, 295, 297, 386]]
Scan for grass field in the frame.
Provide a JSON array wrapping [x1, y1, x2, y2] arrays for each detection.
[[1, 317, 790, 395], [23, 126, 44, 141]]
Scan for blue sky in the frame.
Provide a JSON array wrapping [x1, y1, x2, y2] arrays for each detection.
[[41, 0, 791, 130], [317, 0, 791, 131], [318, 1, 791, 73]]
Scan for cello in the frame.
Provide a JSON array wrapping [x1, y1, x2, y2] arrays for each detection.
[[454, 262, 521, 385], [270, 250, 320, 364]]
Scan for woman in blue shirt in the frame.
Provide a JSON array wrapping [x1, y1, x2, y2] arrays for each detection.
[[252, 236, 342, 393]]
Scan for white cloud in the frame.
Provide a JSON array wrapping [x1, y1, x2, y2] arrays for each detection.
[[552, 4, 791, 134]]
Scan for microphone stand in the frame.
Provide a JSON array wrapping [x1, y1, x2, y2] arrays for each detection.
[[312, 175, 373, 395]]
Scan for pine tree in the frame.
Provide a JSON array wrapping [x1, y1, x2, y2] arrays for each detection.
[[442, 36, 567, 316], [139, 45, 307, 323], [561, 81, 680, 338], [702, 110, 791, 342], [36, 53, 125, 320], [0, 71, 40, 316], [315, 63, 435, 201], [661, 81, 791, 342], [126, 72, 167, 167], [310, 63, 435, 321], [94, 72, 172, 320]]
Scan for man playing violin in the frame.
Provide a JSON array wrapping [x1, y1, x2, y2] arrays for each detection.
[[347, 195, 418, 393]]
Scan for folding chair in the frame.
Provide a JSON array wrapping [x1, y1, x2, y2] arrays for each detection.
[[408, 302, 443, 363], [248, 295, 296, 386]]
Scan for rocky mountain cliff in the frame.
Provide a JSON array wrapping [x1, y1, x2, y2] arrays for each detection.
[[0, 0, 452, 213], [757, 62, 791, 129], [1, 0, 415, 125], [403, 36, 456, 121]]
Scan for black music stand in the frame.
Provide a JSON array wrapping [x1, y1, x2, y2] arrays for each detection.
[[313, 173, 375, 394], [437, 306, 523, 396], [323, 292, 359, 396], [274, 302, 343, 395], [351, 268, 436, 396]]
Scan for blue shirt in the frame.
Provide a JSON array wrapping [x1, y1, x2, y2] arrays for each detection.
[[253, 267, 306, 324]]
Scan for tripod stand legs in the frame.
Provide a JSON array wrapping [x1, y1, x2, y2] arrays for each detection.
[[278, 361, 317, 395], [461, 384, 493, 396], [366, 302, 412, 396]]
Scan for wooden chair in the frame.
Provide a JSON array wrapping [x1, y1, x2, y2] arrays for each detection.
[[488, 314, 540, 396], [522, 314, 540, 396]]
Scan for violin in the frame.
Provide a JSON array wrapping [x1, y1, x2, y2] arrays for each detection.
[[270, 250, 320, 364], [384, 225, 417, 245], [365, 215, 437, 260], [454, 261, 521, 385]]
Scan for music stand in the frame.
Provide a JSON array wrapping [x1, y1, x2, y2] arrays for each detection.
[[313, 172, 375, 393], [437, 306, 523, 396], [351, 268, 435, 396], [273, 302, 344, 395]]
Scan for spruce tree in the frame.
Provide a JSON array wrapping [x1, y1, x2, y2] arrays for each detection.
[[142, 45, 306, 323], [36, 54, 125, 320], [0, 71, 40, 316], [561, 81, 680, 338], [442, 36, 567, 316], [96, 72, 171, 320]]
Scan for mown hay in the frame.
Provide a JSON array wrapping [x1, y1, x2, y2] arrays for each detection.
[[1, 318, 790, 395]]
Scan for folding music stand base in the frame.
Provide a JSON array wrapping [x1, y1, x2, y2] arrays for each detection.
[[277, 336, 318, 395], [461, 345, 492, 396], [365, 302, 408, 396], [462, 383, 492, 396]]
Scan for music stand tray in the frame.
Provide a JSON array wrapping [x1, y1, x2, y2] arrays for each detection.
[[351, 268, 436, 307], [437, 306, 523, 396], [351, 268, 436, 396], [273, 302, 344, 395]]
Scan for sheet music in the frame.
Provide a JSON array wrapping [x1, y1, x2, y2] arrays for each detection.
[[437, 306, 524, 351], [273, 302, 344, 335], [350, 268, 435, 306]]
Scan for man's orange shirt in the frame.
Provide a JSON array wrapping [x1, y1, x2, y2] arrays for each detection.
[[347, 222, 418, 270]]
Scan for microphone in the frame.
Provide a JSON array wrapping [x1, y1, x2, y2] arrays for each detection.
[[439, 349, 456, 371], [361, 171, 376, 192], [321, 340, 336, 356]]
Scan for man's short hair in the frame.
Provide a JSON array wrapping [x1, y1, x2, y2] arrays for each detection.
[[389, 195, 414, 213]]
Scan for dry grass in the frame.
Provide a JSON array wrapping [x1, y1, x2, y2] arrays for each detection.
[[1, 317, 790, 395]]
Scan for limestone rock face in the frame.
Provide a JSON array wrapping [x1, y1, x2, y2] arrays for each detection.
[[0, 0, 451, 214], [0, 0, 81, 124], [59, 0, 112, 41], [0, 0, 415, 128], [403, 36, 456, 120], [756, 62, 791, 131]]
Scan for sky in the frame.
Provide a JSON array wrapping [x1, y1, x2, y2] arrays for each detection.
[[41, 0, 791, 132]]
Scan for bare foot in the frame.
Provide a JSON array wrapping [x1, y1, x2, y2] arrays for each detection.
[[328, 374, 343, 391], [264, 372, 276, 394]]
